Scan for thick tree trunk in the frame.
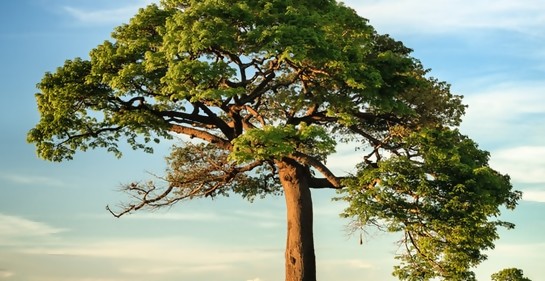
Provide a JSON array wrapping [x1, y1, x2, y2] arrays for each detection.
[[277, 159, 316, 281]]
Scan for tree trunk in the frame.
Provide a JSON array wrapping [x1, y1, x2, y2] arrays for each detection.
[[277, 159, 316, 281]]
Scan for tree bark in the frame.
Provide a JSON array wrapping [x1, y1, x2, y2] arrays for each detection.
[[277, 159, 316, 281]]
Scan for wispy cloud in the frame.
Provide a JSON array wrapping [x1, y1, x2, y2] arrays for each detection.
[[463, 83, 545, 120], [489, 146, 545, 184], [126, 212, 220, 221], [29, 278, 128, 281], [326, 144, 363, 175], [120, 264, 231, 275], [460, 82, 545, 147], [346, 0, 545, 35], [22, 237, 281, 265], [0, 173, 65, 187], [0, 213, 65, 239], [246, 278, 263, 281], [320, 258, 374, 269], [0, 269, 14, 279], [62, 0, 158, 25], [20, 238, 281, 279], [491, 242, 545, 258], [521, 190, 545, 203]]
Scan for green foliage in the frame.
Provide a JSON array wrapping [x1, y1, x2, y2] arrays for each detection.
[[339, 128, 520, 280], [491, 268, 532, 281], [28, 5, 174, 161], [28, 0, 465, 162], [230, 123, 336, 163]]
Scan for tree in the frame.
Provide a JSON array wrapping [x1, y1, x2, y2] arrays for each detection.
[[491, 268, 532, 281], [27, 1, 521, 280]]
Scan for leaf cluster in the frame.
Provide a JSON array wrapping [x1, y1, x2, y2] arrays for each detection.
[[339, 128, 521, 280], [230, 123, 335, 163], [491, 268, 532, 281]]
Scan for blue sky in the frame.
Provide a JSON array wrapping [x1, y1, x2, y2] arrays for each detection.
[[0, 0, 544, 280]]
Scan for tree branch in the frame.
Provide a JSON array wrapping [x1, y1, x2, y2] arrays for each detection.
[[106, 184, 174, 218], [289, 152, 343, 188], [106, 159, 265, 218], [58, 126, 122, 145], [308, 177, 347, 189], [194, 101, 235, 139], [288, 111, 337, 125], [170, 125, 232, 149]]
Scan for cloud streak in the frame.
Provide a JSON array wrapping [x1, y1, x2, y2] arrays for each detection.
[[489, 146, 545, 184], [522, 190, 545, 203], [126, 212, 220, 221], [22, 237, 281, 266], [321, 259, 374, 269], [346, 0, 545, 35], [0, 269, 14, 279], [0, 173, 65, 187], [463, 83, 545, 120], [62, 0, 158, 25], [0, 213, 65, 240], [460, 81, 545, 147], [18, 236, 282, 279]]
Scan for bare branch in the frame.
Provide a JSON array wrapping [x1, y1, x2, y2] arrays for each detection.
[[308, 177, 347, 189], [106, 184, 174, 218]]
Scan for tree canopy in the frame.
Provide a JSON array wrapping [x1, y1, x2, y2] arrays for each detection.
[[28, 0, 521, 280], [491, 268, 532, 281]]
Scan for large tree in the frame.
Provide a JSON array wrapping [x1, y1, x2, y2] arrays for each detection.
[[27, 0, 521, 280]]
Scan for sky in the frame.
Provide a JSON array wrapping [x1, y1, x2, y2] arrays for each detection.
[[0, 0, 544, 280]]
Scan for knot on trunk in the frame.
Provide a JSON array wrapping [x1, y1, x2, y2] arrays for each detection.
[[290, 256, 297, 265]]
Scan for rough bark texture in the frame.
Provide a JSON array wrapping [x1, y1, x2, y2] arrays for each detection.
[[277, 159, 316, 281]]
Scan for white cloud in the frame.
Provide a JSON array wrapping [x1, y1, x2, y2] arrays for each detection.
[[320, 259, 374, 269], [0, 173, 65, 187], [19, 238, 282, 279], [345, 0, 545, 35], [346, 259, 374, 269], [126, 212, 220, 221], [62, 0, 158, 25], [489, 146, 545, 184], [0, 270, 14, 279], [123, 209, 284, 227], [460, 82, 545, 147], [463, 83, 545, 121], [232, 209, 280, 220], [477, 243, 545, 280], [29, 278, 127, 281], [246, 278, 262, 281], [326, 143, 364, 175], [522, 190, 545, 203], [119, 264, 230, 275], [491, 242, 545, 258], [0, 213, 65, 240], [22, 237, 280, 265]]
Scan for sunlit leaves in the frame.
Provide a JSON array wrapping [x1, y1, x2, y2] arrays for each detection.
[[162, 59, 240, 102], [340, 128, 520, 280], [230, 123, 336, 164], [491, 268, 532, 281]]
